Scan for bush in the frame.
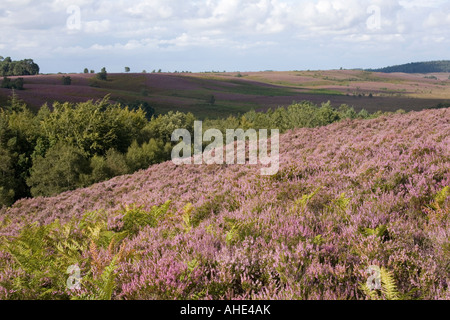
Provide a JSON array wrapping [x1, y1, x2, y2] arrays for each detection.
[[62, 76, 72, 85], [1, 77, 24, 90], [97, 68, 107, 81]]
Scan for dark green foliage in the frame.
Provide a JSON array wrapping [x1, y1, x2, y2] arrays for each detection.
[[27, 142, 90, 197], [86, 149, 130, 185], [41, 97, 147, 156], [368, 60, 450, 73], [1, 77, 24, 90], [0, 95, 38, 206], [432, 102, 450, 110], [117, 99, 155, 120], [62, 76, 72, 85], [0, 146, 15, 206], [0, 57, 39, 76], [97, 67, 107, 81], [126, 139, 170, 172], [0, 94, 173, 205], [103, 149, 129, 177], [84, 68, 89, 74], [143, 111, 196, 144]]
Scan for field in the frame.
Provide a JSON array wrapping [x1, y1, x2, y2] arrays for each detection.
[[1, 70, 449, 119], [0, 108, 448, 300]]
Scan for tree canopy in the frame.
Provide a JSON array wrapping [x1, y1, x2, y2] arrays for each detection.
[[0, 56, 39, 76]]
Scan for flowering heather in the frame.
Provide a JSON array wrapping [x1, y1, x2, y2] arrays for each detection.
[[0, 108, 448, 300]]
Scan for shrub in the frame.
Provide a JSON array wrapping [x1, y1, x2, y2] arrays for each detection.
[[62, 76, 72, 85]]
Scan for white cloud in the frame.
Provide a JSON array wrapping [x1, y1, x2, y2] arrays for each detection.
[[83, 19, 111, 34], [0, 0, 448, 72]]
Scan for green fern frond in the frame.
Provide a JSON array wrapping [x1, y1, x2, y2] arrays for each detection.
[[97, 257, 118, 300], [380, 267, 400, 300]]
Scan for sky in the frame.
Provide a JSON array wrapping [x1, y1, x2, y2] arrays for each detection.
[[0, 0, 449, 73]]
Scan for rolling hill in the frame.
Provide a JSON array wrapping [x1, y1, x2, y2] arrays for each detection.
[[0, 107, 448, 300], [1, 70, 449, 119]]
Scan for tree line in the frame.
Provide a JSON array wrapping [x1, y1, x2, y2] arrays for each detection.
[[0, 94, 388, 208], [0, 56, 39, 76], [367, 60, 450, 73]]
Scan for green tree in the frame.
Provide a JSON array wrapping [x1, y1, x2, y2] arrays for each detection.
[[97, 67, 107, 81], [86, 149, 130, 185], [14, 78, 24, 90], [125, 67, 130, 73], [126, 139, 169, 172], [27, 142, 90, 197], [1, 77, 11, 89], [1, 77, 24, 90], [62, 76, 72, 85], [40, 97, 147, 156], [0, 57, 39, 76], [0, 96, 38, 204], [0, 146, 16, 207], [142, 111, 195, 144], [84, 68, 89, 74]]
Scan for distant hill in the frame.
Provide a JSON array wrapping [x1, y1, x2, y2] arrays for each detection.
[[368, 60, 450, 73], [2, 71, 450, 119]]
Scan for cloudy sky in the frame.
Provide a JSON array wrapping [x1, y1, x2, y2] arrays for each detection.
[[0, 0, 449, 73]]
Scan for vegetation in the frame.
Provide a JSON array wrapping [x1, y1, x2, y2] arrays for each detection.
[[0, 93, 384, 208], [0, 56, 39, 76], [97, 67, 108, 81], [368, 60, 450, 73], [1, 77, 24, 90], [62, 76, 72, 86], [0, 108, 448, 300]]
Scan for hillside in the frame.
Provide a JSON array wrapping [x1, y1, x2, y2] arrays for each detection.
[[1, 70, 449, 119], [0, 108, 448, 300], [368, 60, 450, 74]]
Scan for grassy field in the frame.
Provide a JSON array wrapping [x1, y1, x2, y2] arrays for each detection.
[[1, 70, 449, 118]]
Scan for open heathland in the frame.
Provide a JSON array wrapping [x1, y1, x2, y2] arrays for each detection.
[[0, 107, 448, 300], [1, 70, 449, 119]]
